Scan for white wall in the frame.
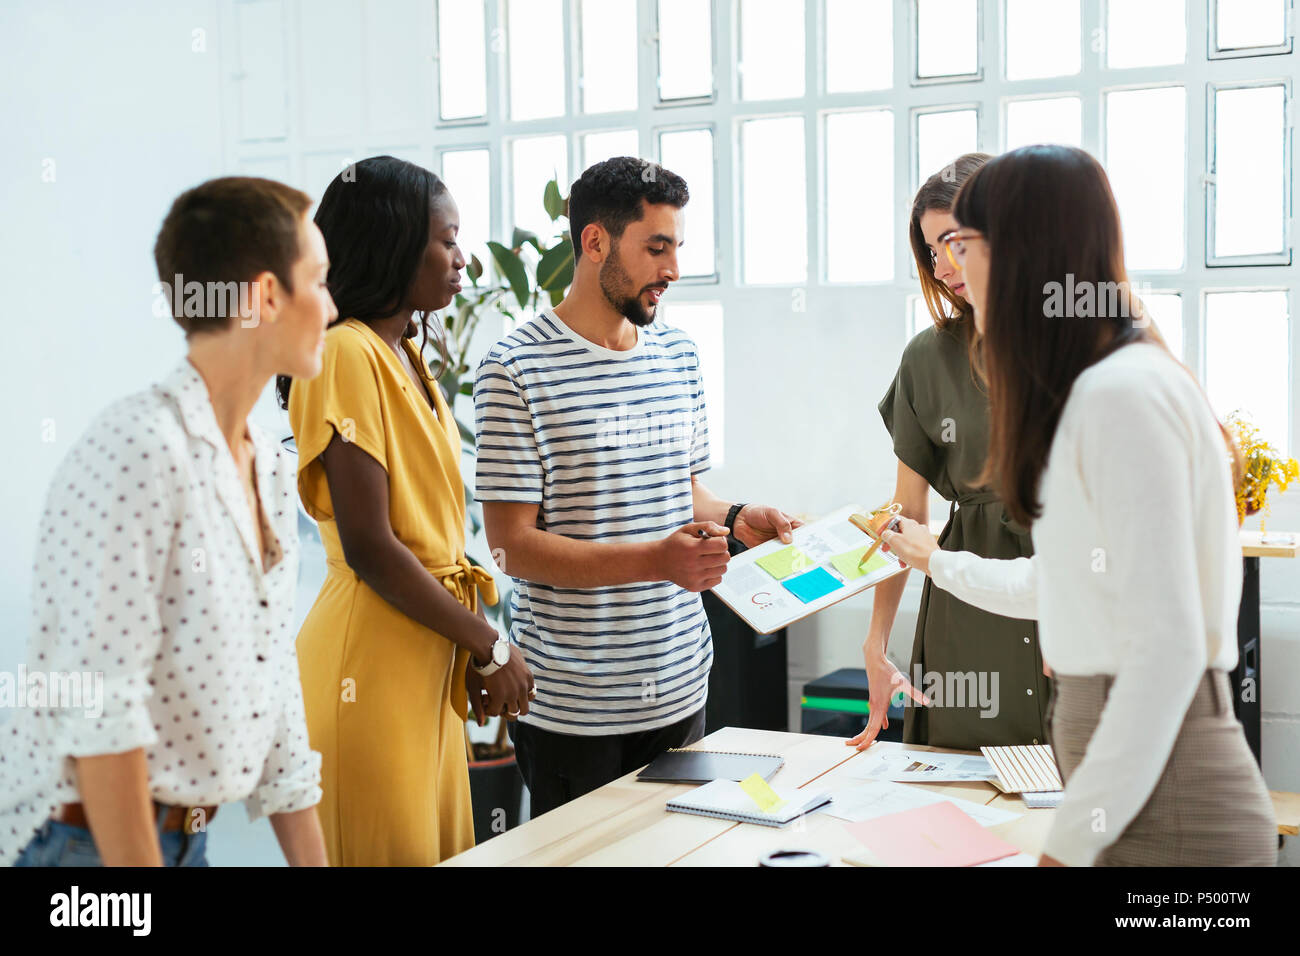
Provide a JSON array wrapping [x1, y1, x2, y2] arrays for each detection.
[[0, 0, 226, 658]]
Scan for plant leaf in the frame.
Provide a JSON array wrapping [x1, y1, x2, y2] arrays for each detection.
[[536, 236, 574, 292], [512, 227, 540, 252], [467, 254, 483, 282], [487, 240, 532, 313], [543, 179, 565, 222]]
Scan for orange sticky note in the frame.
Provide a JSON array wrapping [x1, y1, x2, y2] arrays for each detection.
[[843, 801, 1019, 867]]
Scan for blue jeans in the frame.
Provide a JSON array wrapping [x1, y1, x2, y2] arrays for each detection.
[[13, 804, 210, 867]]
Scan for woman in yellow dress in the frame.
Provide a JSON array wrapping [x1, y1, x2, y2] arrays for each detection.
[[278, 156, 535, 866]]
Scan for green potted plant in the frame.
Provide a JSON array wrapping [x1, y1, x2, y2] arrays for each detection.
[[430, 177, 573, 841]]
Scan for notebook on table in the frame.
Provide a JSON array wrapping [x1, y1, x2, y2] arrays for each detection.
[[637, 748, 785, 784], [666, 779, 832, 827]]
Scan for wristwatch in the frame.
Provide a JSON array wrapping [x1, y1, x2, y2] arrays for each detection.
[[725, 502, 749, 555], [472, 637, 512, 677]]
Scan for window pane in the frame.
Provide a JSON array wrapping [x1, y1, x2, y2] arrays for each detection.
[[511, 135, 568, 239], [1139, 292, 1183, 362], [1206, 291, 1291, 454], [826, 110, 894, 282], [658, 0, 713, 100], [580, 0, 637, 113], [1106, 86, 1185, 271], [660, 301, 725, 466], [1005, 0, 1080, 80], [916, 109, 978, 187], [438, 0, 487, 120], [582, 129, 640, 169], [741, 117, 806, 285], [1215, 0, 1287, 51], [508, 0, 565, 120], [1213, 85, 1287, 259], [916, 0, 979, 79], [441, 148, 492, 268], [739, 0, 805, 100], [1005, 97, 1082, 150], [658, 128, 717, 277], [826, 0, 891, 92], [1106, 0, 1185, 68]]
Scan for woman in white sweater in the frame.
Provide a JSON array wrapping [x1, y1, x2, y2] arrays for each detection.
[[879, 145, 1277, 867]]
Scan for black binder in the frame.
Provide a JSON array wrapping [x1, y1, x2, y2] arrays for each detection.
[[636, 748, 785, 784]]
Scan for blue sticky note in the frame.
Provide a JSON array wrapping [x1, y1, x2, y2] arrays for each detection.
[[781, 566, 843, 604]]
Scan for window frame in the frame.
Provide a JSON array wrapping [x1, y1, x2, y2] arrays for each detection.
[[1207, 0, 1295, 60], [1205, 76, 1294, 268], [228, 0, 1300, 459]]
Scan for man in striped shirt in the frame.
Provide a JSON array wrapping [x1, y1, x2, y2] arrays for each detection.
[[473, 157, 800, 817]]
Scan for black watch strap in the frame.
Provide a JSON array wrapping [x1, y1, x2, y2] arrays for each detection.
[[725, 502, 748, 555]]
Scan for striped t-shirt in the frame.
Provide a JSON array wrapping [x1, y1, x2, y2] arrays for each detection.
[[472, 309, 713, 736]]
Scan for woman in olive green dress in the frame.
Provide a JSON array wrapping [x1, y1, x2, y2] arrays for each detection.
[[849, 154, 1051, 752]]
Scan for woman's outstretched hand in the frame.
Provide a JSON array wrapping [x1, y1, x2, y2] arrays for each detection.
[[846, 651, 931, 751]]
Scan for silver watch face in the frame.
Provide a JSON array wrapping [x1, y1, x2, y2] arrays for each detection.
[[492, 640, 511, 666]]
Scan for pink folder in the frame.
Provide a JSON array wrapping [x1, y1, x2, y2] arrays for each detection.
[[844, 801, 1020, 867]]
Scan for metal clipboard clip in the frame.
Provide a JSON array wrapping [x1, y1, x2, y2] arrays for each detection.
[[848, 502, 903, 568]]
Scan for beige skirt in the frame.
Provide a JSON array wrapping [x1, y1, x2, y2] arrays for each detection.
[[1048, 670, 1276, 866]]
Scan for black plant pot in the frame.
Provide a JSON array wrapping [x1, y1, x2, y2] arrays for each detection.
[[468, 754, 525, 844]]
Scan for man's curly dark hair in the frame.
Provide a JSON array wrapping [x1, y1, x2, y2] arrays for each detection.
[[567, 156, 689, 260]]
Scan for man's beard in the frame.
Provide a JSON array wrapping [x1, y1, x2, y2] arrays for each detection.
[[599, 245, 659, 327]]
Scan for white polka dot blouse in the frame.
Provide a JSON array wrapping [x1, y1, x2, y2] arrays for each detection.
[[0, 359, 322, 864]]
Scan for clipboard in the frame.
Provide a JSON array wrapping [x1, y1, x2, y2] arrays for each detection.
[[709, 503, 909, 634]]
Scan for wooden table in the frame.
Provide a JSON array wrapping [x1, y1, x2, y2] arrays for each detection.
[[441, 727, 1054, 867]]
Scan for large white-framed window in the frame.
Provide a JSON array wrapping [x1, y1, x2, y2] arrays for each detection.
[[226, 0, 1300, 461], [1207, 79, 1292, 266]]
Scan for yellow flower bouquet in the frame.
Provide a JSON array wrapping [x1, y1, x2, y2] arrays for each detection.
[[1225, 412, 1299, 526]]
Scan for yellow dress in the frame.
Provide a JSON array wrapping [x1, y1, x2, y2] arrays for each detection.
[[288, 318, 496, 866]]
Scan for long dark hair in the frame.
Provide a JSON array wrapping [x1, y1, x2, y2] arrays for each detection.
[[954, 145, 1241, 526], [276, 155, 448, 408], [910, 152, 992, 338]]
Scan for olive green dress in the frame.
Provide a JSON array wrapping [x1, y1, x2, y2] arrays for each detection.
[[879, 322, 1051, 749]]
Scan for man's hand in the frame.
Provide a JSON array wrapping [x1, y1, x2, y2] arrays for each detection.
[[481, 648, 535, 720], [655, 521, 731, 592], [732, 505, 803, 549]]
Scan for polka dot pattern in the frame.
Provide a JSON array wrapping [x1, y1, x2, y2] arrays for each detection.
[[0, 360, 322, 864]]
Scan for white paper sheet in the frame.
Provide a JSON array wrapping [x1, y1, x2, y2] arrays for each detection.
[[844, 748, 1000, 783], [822, 779, 1020, 827]]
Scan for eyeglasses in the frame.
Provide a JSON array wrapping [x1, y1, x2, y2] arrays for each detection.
[[937, 230, 985, 270]]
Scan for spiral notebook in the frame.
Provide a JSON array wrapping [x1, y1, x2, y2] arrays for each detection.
[[666, 779, 832, 827], [636, 749, 785, 784]]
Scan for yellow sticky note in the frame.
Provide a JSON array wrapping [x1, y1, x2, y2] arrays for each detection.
[[739, 772, 788, 814], [830, 545, 888, 581], [755, 545, 815, 581]]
